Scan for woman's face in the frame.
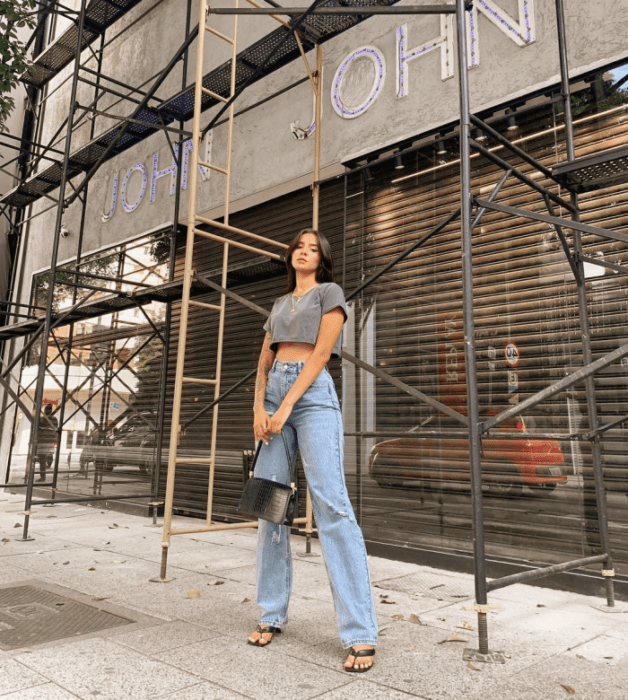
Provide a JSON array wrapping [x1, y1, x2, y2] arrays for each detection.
[[291, 233, 321, 276]]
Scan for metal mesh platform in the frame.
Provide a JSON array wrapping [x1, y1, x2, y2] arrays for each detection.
[[23, 0, 147, 89], [0, 584, 131, 650], [2, 0, 400, 209], [551, 145, 628, 193], [0, 256, 280, 341]]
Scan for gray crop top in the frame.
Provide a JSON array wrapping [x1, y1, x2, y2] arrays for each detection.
[[263, 282, 348, 359]]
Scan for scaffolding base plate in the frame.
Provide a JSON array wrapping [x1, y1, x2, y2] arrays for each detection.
[[15, 537, 35, 542], [149, 576, 174, 583], [463, 648, 507, 664], [591, 604, 628, 614]]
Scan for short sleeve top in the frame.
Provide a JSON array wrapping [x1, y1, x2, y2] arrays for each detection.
[[263, 282, 347, 359]]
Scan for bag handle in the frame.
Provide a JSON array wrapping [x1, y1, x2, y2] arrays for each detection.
[[250, 431, 296, 489]]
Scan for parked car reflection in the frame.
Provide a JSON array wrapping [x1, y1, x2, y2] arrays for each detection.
[[368, 412, 567, 497], [80, 411, 157, 476]]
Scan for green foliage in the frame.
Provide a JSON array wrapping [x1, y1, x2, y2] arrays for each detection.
[[0, 0, 37, 129], [34, 257, 118, 311]]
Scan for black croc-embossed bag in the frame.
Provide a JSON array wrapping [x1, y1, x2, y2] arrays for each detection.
[[237, 432, 297, 526]]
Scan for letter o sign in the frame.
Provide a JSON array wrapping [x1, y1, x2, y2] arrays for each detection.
[[121, 163, 147, 213], [331, 46, 386, 119]]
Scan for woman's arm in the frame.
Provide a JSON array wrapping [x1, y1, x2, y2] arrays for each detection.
[[266, 307, 345, 435], [253, 333, 275, 442]]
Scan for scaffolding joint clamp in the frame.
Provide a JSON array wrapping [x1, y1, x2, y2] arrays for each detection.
[[602, 569, 615, 577]]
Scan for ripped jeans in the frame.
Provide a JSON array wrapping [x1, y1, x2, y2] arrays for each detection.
[[255, 361, 378, 649]]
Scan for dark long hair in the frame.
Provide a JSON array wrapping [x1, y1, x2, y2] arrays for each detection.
[[285, 228, 335, 292]]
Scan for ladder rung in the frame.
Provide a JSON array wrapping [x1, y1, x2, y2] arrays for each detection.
[[175, 457, 214, 465], [189, 299, 221, 311], [205, 24, 234, 44], [193, 228, 283, 261], [183, 376, 217, 386], [199, 159, 227, 175], [201, 86, 228, 104], [195, 215, 289, 250]]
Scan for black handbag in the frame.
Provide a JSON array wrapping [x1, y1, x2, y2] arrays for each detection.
[[237, 432, 297, 526]]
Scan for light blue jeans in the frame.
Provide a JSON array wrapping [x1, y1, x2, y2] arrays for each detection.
[[255, 360, 378, 649]]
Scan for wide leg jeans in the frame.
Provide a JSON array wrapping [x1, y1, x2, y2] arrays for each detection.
[[254, 360, 378, 649]]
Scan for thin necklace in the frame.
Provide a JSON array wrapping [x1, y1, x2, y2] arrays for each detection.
[[290, 284, 317, 313]]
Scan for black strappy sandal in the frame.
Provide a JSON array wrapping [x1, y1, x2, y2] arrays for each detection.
[[344, 646, 375, 673], [248, 624, 282, 647]]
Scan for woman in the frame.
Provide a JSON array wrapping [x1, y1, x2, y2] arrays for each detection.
[[248, 228, 378, 673]]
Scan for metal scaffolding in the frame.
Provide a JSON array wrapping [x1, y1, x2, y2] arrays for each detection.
[[1, 0, 626, 658]]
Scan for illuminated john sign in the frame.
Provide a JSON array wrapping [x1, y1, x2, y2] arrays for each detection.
[[333, 0, 535, 116], [103, 134, 212, 222]]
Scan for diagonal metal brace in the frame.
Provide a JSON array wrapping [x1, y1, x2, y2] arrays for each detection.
[[193, 274, 468, 425], [474, 198, 628, 246], [482, 340, 628, 432]]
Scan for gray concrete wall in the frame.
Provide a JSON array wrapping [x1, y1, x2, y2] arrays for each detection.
[[29, 0, 628, 258]]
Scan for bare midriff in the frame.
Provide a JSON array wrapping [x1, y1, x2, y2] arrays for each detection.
[[275, 341, 316, 362]]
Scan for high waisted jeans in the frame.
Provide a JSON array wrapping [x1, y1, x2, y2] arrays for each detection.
[[255, 360, 378, 649]]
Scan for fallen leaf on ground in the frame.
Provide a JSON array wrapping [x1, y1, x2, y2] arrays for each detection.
[[392, 614, 404, 620], [429, 584, 445, 590], [537, 604, 546, 608], [379, 594, 389, 599], [576, 654, 585, 659], [62, 561, 69, 565], [2, 538, 9, 543], [467, 662, 481, 671], [458, 621, 473, 631], [207, 580, 224, 586], [438, 634, 468, 644], [241, 597, 251, 603], [603, 656, 613, 659], [560, 685, 576, 695], [46, 515, 57, 519], [13, 523, 20, 528], [407, 644, 415, 651], [381, 599, 396, 605], [185, 589, 201, 599], [88, 567, 96, 571], [409, 614, 423, 625]]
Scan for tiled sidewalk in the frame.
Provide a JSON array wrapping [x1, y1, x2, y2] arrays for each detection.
[[1, 492, 627, 700]]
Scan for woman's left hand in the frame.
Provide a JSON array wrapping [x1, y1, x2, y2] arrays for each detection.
[[267, 403, 293, 436]]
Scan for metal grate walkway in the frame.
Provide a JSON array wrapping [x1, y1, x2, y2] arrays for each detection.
[[2, 0, 400, 210], [23, 0, 147, 89]]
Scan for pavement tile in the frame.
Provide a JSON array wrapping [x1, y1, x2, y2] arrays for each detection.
[[153, 637, 349, 700], [0, 683, 82, 699], [0, 561, 37, 585], [465, 653, 628, 700], [165, 545, 256, 574], [112, 620, 221, 655], [0, 534, 76, 556], [0, 658, 48, 696], [1, 546, 118, 574], [565, 633, 628, 665], [38, 557, 200, 599], [313, 678, 430, 700], [307, 617, 520, 700], [14, 637, 201, 700], [154, 681, 252, 699]]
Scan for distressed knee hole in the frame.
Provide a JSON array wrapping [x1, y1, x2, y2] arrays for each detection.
[[272, 531, 281, 544]]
